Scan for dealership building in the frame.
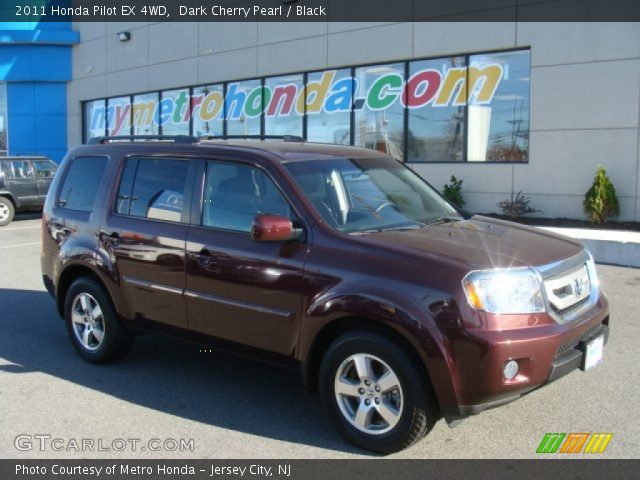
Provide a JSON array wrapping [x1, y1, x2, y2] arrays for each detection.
[[1, 21, 639, 220]]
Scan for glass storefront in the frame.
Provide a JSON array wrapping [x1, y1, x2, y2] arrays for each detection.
[[192, 84, 224, 137], [83, 48, 530, 163], [0, 83, 8, 156]]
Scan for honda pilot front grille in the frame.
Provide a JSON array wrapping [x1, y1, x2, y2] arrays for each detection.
[[536, 250, 597, 324]]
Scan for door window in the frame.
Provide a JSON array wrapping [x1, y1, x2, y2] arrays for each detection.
[[116, 158, 189, 223], [3, 160, 34, 179], [202, 162, 293, 233], [33, 160, 58, 179]]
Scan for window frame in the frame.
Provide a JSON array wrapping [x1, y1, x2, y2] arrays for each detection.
[[81, 46, 530, 164], [110, 154, 197, 226]]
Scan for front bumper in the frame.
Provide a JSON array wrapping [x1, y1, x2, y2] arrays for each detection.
[[442, 306, 609, 424]]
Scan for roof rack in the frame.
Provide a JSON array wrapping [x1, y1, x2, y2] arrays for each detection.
[[86, 135, 198, 144], [201, 134, 306, 143]]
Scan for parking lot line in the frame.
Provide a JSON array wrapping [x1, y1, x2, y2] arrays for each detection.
[[0, 226, 40, 232], [0, 242, 40, 249]]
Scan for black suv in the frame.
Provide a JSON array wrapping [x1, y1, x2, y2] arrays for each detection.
[[0, 156, 58, 226]]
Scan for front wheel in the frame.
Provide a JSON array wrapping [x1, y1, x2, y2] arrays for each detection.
[[319, 330, 437, 454]]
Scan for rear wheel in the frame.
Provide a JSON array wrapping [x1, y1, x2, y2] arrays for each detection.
[[0, 197, 15, 226], [64, 277, 133, 363], [319, 330, 437, 454]]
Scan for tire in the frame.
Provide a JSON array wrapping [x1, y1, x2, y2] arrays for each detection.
[[64, 277, 134, 363], [0, 197, 15, 227], [319, 330, 437, 454]]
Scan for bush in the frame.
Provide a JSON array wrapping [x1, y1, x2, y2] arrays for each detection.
[[583, 165, 620, 224], [442, 175, 465, 210], [498, 191, 539, 219]]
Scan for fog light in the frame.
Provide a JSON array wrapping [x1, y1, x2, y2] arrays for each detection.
[[503, 360, 519, 380]]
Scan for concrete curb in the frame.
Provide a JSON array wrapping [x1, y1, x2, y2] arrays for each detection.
[[539, 227, 640, 268]]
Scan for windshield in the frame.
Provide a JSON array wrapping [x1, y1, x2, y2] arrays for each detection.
[[284, 157, 460, 233]]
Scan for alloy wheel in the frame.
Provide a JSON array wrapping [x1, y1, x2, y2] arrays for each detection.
[[334, 353, 404, 435], [0, 204, 9, 222], [70, 293, 105, 351]]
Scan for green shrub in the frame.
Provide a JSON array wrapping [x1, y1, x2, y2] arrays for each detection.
[[583, 166, 619, 224], [498, 191, 539, 219], [442, 175, 465, 210]]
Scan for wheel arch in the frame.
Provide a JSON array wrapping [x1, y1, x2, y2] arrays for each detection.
[[56, 264, 112, 318], [0, 191, 18, 209], [302, 316, 435, 398]]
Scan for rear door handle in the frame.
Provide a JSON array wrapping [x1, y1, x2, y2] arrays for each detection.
[[194, 248, 221, 272], [53, 223, 74, 234]]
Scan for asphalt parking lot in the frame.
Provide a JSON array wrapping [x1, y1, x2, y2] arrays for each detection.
[[0, 214, 638, 459]]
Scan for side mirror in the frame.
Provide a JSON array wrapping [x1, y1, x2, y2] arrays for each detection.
[[251, 214, 299, 242]]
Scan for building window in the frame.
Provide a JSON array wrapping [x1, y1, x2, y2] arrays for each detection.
[[226, 79, 262, 136], [192, 85, 224, 137], [264, 74, 304, 137], [82, 48, 531, 163], [132, 93, 159, 135], [160, 89, 190, 135], [306, 69, 352, 145], [84, 99, 106, 141], [406, 57, 466, 162], [354, 63, 406, 161], [467, 50, 530, 162], [107, 96, 131, 136], [0, 83, 7, 156]]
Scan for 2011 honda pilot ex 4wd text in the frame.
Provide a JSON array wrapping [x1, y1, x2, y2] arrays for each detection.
[[41, 135, 609, 454]]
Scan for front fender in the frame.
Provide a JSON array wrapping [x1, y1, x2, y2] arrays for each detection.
[[299, 283, 460, 409], [0, 190, 19, 208]]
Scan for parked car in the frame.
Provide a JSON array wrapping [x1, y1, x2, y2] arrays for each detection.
[[0, 156, 58, 226], [41, 135, 609, 453]]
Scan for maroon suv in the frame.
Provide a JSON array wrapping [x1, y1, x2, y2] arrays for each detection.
[[41, 135, 609, 453]]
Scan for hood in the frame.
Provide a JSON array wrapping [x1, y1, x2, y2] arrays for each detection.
[[358, 216, 584, 270]]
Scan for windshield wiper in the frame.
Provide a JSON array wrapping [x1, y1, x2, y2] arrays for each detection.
[[427, 216, 463, 226], [349, 223, 424, 234]]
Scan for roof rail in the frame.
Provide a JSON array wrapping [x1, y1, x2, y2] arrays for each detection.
[[86, 135, 198, 145], [201, 134, 306, 143]]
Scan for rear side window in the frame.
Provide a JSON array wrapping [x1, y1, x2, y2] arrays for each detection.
[[116, 157, 189, 223], [58, 157, 107, 212]]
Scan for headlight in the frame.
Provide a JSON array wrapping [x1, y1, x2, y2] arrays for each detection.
[[585, 250, 600, 291], [462, 268, 545, 314]]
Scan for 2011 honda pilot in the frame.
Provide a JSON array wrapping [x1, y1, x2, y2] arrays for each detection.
[[41, 135, 609, 453]]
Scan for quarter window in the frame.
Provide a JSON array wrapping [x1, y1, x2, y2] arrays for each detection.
[[116, 158, 189, 223], [202, 162, 293, 233], [58, 157, 107, 212]]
